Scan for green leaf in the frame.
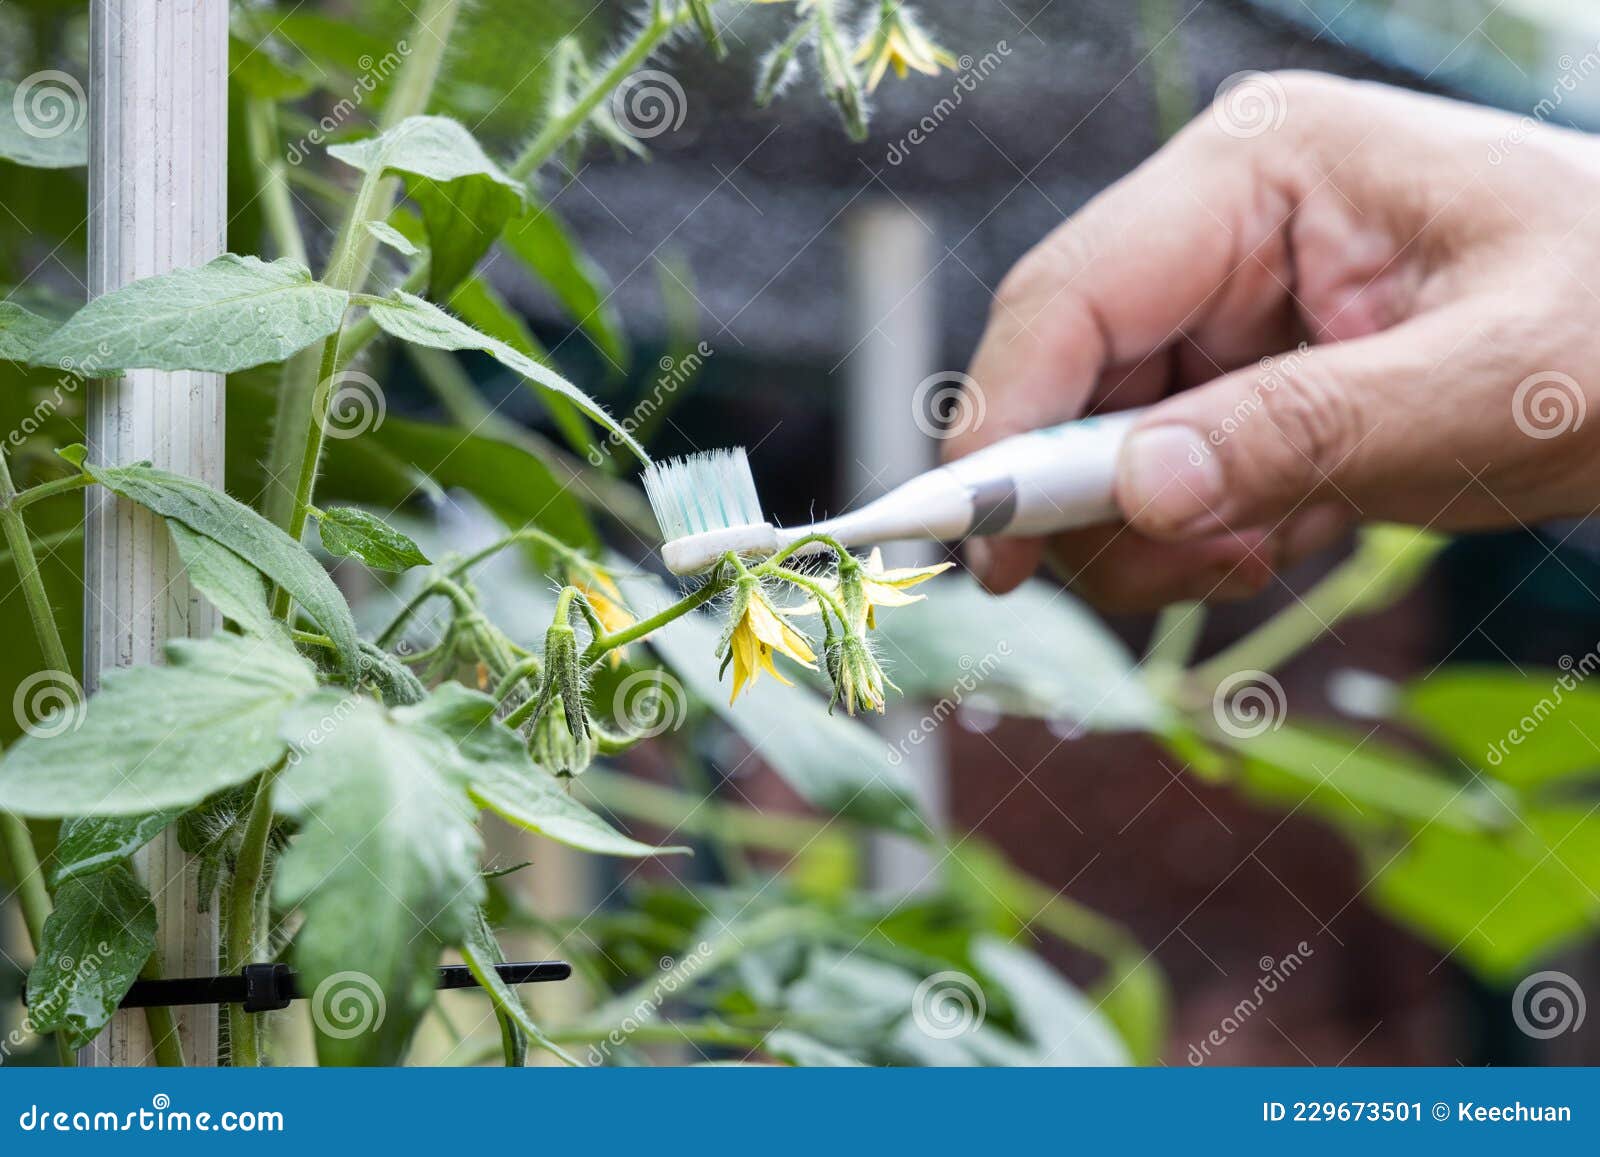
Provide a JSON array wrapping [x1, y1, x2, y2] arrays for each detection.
[[52, 812, 180, 887], [0, 634, 317, 816], [409, 683, 683, 857], [30, 255, 348, 375], [460, 910, 577, 1066], [169, 523, 283, 642], [445, 277, 594, 457], [762, 1029, 866, 1067], [274, 693, 485, 1066], [315, 506, 430, 572], [502, 203, 628, 371], [88, 462, 361, 674], [367, 290, 646, 463], [972, 936, 1130, 1066], [875, 575, 1167, 732], [1091, 952, 1170, 1066], [329, 116, 524, 299], [1369, 808, 1600, 980], [1233, 724, 1511, 833], [1404, 667, 1600, 790], [0, 78, 88, 169], [0, 301, 60, 362], [365, 219, 422, 258], [25, 864, 156, 1050], [616, 571, 931, 836], [229, 35, 315, 100]]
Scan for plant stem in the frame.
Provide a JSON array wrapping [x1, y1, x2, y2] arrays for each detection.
[[0, 451, 75, 1057], [260, 0, 464, 533], [224, 761, 284, 1068], [580, 578, 726, 665], [11, 474, 91, 510], [141, 956, 186, 1068], [508, 3, 680, 181], [1142, 601, 1205, 676], [244, 97, 307, 265]]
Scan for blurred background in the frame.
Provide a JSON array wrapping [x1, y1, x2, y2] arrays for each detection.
[[5, 0, 1600, 1065]]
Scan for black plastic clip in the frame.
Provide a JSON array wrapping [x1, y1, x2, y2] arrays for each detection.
[[23, 961, 570, 1015]]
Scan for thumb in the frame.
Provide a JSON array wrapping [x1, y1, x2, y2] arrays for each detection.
[[1113, 310, 1470, 540]]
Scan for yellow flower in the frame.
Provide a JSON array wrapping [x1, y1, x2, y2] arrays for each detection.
[[788, 548, 953, 630], [853, 3, 959, 92], [720, 580, 818, 703], [571, 566, 634, 667]]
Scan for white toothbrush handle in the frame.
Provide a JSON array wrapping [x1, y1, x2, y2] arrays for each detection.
[[785, 409, 1143, 551]]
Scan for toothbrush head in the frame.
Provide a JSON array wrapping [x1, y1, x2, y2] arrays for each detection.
[[642, 448, 781, 575]]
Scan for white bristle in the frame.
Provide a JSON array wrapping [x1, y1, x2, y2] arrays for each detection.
[[642, 448, 767, 542]]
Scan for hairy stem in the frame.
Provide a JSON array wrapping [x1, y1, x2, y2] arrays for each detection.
[[224, 761, 283, 1068], [508, 3, 681, 181], [261, 0, 464, 532], [244, 97, 307, 265], [580, 578, 726, 666]]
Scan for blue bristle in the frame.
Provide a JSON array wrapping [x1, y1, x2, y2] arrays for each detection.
[[642, 448, 765, 541]]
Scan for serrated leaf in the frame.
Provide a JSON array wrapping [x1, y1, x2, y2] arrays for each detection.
[[88, 462, 360, 674], [169, 522, 283, 642], [0, 634, 318, 817], [31, 255, 348, 375], [408, 683, 683, 858], [274, 693, 485, 1066], [365, 219, 422, 258], [0, 78, 88, 169], [366, 290, 647, 463], [460, 910, 577, 1066], [0, 301, 60, 362], [52, 811, 180, 887], [875, 575, 1166, 733], [315, 506, 430, 572], [330, 116, 524, 299], [25, 863, 156, 1050], [446, 276, 595, 459], [502, 204, 628, 371], [1404, 667, 1600, 790], [973, 936, 1130, 1066]]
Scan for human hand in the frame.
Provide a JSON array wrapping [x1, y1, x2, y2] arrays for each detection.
[[949, 71, 1600, 609]]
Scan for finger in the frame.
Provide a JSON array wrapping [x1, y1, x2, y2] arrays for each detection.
[[1113, 302, 1495, 541]]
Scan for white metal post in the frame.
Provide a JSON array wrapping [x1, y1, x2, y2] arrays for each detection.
[[82, 0, 227, 1066], [844, 202, 950, 892]]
